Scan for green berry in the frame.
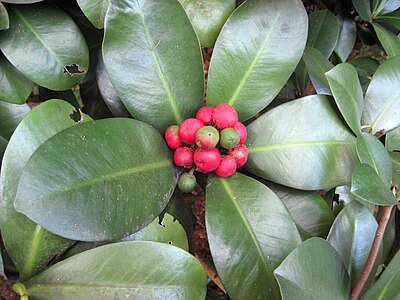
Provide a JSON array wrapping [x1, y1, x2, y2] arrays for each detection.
[[195, 126, 220, 149], [178, 173, 196, 193], [220, 128, 240, 149]]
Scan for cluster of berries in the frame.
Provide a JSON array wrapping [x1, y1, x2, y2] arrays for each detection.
[[164, 104, 249, 192]]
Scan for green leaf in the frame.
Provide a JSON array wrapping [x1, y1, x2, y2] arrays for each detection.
[[0, 3, 89, 91], [372, 0, 400, 16], [177, 0, 235, 48], [0, 100, 88, 280], [123, 213, 189, 251], [352, 0, 372, 22], [0, 2, 9, 30], [25, 241, 207, 300], [363, 249, 400, 300], [274, 238, 350, 300], [326, 63, 364, 136], [350, 163, 397, 206], [76, 0, 110, 29], [0, 101, 30, 142], [390, 152, 400, 187], [246, 95, 358, 190], [373, 23, 400, 58], [362, 56, 400, 134], [307, 10, 340, 58], [0, 53, 34, 104], [349, 56, 380, 95], [376, 10, 400, 31], [1, 1, 43, 3], [103, 0, 203, 132], [386, 127, 400, 151], [335, 14, 357, 62], [14, 118, 178, 242], [268, 182, 335, 238], [0, 251, 4, 278], [207, 0, 308, 121], [357, 132, 392, 186], [206, 173, 301, 300], [303, 46, 333, 95], [327, 201, 378, 287]]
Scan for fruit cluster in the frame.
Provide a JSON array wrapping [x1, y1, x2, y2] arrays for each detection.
[[164, 104, 249, 192]]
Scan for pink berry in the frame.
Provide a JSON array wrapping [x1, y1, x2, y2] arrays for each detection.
[[195, 126, 220, 150], [228, 144, 248, 168], [174, 146, 194, 168], [194, 148, 220, 173], [213, 103, 238, 129], [164, 125, 183, 149], [178, 118, 204, 144], [215, 156, 237, 177], [234, 122, 247, 144], [196, 106, 214, 125]]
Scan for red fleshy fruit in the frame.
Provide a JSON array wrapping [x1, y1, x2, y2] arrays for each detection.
[[234, 122, 247, 144], [228, 144, 248, 168], [196, 106, 214, 125], [195, 126, 220, 150], [215, 156, 237, 177], [164, 125, 183, 149], [213, 103, 239, 129], [178, 118, 204, 144], [174, 146, 194, 168], [194, 148, 221, 173]]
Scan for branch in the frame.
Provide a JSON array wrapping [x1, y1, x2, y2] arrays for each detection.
[[350, 204, 394, 300]]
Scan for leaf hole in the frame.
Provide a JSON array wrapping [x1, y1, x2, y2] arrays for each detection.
[[63, 64, 86, 76]]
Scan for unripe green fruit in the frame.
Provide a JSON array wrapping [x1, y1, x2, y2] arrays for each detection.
[[220, 128, 240, 149], [195, 126, 220, 149], [178, 173, 196, 193]]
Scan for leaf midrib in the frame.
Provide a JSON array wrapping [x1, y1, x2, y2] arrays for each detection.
[[20, 225, 44, 280], [370, 88, 400, 132], [248, 140, 355, 153], [228, 12, 281, 107], [27, 283, 182, 292]]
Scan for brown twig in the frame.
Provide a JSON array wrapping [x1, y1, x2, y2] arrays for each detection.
[[350, 204, 394, 300]]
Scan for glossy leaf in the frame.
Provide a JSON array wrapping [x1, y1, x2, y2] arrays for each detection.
[[25, 241, 207, 300], [349, 56, 380, 94], [0, 3, 89, 90], [326, 63, 364, 136], [372, 0, 400, 16], [376, 10, 400, 31], [268, 182, 335, 238], [274, 238, 350, 300], [352, 0, 372, 22], [303, 46, 333, 95], [0, 53, 34, 104], [15, 118, 178, 242], [178, 0, 235, 48], [76, 0, 110, 29], [362, 56, 400, 134], [0, 100, 88, 280], [96, 50, 130, 117], [390, 152, 400, 187], [356, 132, 392, 185], [0, 101, 30, 142], [207, 0, 308, 121], [1, 0, 43, 3], [386, 127, 400, 151], [374, 23, 400, 58], [307, 10, 340, 58], [363, 249, 400, 300], [206, 173, 301, 300], [0, 2, 9, 30], [103, 0, 203, 132], [350, 163, 397, 206], [123, 213, 189, 251], [0, 252, 4, 277], [246, 95, 358, 190], [335, 14, 357, 62], [327, 201, 378, 287]]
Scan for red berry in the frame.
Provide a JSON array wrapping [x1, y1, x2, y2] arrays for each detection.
[[194, 148, 220, 173], [174, 146, 194, 168], [213, 103, 238, 129], [164, 125, 183, 149], [196, 106, 214, 125], [234, 122, 247, 144], [215, 156, 237, 177], [228, 144, 248, 168], [178, 118, 204, 144], [195, 126, 220, 149]]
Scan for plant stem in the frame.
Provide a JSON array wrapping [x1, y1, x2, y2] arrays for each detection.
[[72, 84, 84, 110], [350, 204, 394, 300]]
